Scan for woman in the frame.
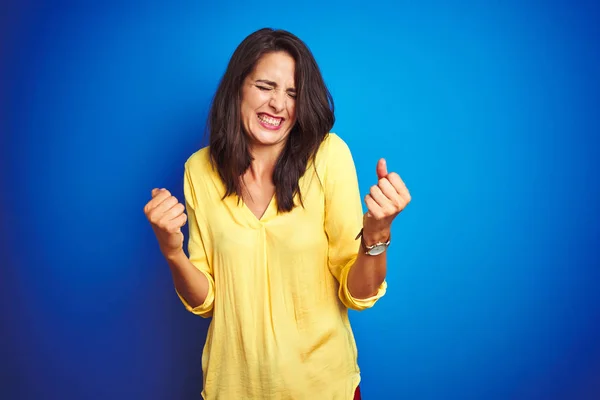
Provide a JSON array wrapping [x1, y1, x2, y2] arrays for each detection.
[[144, 28, 410, 399]]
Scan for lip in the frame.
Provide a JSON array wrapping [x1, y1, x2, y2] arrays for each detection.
[[257, 113, 284, 131]]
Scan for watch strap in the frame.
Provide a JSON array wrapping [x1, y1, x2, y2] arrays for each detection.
[[355, 228, 391, 254]]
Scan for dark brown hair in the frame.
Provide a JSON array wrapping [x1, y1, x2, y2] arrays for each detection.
[[207, 28, 334, 212]]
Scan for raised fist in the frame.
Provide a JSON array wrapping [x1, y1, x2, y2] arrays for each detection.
[[144, 188, 187, 259]]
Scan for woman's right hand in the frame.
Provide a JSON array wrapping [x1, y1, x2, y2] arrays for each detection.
[[144, 188, 188, 260]]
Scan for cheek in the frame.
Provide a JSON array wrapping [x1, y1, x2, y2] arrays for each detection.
[[249, 91, 271, 108], [287, 104, 297, 122], [240, 90, 262, 117], [241, 101, 257, 122]]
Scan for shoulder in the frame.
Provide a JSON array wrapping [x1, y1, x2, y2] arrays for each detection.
[[183, 146, 221, 208], [184, 145, 223, 189], [185, 146, 212, 174], [318, 132, 351, 156], [184, 146, 220, 192], [314, 132, 355, 172], [309, 133, 357, 191]]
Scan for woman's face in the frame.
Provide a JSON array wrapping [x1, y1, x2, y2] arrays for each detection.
[[240, 51, 297, 150]]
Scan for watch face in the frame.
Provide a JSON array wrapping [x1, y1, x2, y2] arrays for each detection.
[[367, 244, 387, 256]]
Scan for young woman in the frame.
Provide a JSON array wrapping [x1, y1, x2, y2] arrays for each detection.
[[144, 28, 411, 399]]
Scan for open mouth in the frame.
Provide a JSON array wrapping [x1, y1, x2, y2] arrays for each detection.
[[257, 113, 283, 129]]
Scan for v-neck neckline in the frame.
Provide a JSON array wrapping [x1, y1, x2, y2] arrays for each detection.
[[206, 159, 278, 227], [241, 193, 277, 224]]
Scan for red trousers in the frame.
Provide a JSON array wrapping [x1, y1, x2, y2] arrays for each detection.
[[354, 385, 362, 400]]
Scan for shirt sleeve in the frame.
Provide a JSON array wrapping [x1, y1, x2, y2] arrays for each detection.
[[175, 161, 215, 318], [323, 134, 387, 311]]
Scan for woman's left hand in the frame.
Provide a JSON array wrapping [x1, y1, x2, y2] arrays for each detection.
[[362, 158, 411, 242]]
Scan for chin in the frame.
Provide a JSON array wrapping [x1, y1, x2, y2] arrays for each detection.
[[251, 126, 291, 146]]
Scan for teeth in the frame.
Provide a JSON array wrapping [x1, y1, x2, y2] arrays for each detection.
[[259, 114, 282, 126]]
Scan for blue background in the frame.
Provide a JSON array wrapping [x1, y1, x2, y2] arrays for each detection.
[[2, 1, 599, 399]]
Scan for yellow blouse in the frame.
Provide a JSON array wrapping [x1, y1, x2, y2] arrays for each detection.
[[178, 133, 387, 399]]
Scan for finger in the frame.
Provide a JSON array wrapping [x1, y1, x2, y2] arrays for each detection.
[[401, 190, 412, 204], [376, 158, 388, 180], [388, 173, 411, 203], [161, 202, 185, 223], [365, 194, 384, 220], [170, 213, 188, 232], [164, 211, 188, 233], [369, 184, 391, 209], [378, 178, 398, 200], [387, 172, 406, 194], [145, 189, 173, 215], [378, 178, 408, 210], [148, 195, 179, 222], [154, 188, 171, 200]]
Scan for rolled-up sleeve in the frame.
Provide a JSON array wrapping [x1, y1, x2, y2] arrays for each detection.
[[323, 134, 387, 311], [176, 162, 215, 318]]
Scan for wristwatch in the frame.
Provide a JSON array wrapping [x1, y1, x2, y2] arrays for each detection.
[[355, 229, 391, 256]]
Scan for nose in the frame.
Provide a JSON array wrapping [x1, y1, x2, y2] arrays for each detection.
[[268, 90, 286, 113]]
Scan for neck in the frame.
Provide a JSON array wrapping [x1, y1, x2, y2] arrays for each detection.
[[247, 142, 285, 182]]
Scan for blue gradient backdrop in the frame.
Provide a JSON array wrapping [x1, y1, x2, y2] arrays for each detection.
[[2, 1, 599, 399]]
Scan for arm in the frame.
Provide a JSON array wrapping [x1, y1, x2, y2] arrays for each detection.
[[144, 162, 216, 317], [323, 134, 410, 308], [323, 134, 386, 310], [347, 240, 388, 299], [166, 249, 211, 310], [347, 159, 411, 299], [175, 163, 216, 316]]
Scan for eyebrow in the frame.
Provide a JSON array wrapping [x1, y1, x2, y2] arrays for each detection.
[[255, 79, 296, 92]]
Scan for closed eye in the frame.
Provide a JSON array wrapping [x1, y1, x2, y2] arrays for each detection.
[[255, 82, 296, 99]]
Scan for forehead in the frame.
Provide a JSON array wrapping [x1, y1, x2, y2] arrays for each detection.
[[250, 51, 296, 86]]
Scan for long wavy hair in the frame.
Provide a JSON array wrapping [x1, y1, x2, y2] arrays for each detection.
[[207, 28, 334, 213]]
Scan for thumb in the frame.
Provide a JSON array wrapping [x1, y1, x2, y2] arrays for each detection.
[[376, 158, 388, 180]]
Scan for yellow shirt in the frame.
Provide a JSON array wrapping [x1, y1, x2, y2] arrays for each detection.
[[178, 133, 387, 399]]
